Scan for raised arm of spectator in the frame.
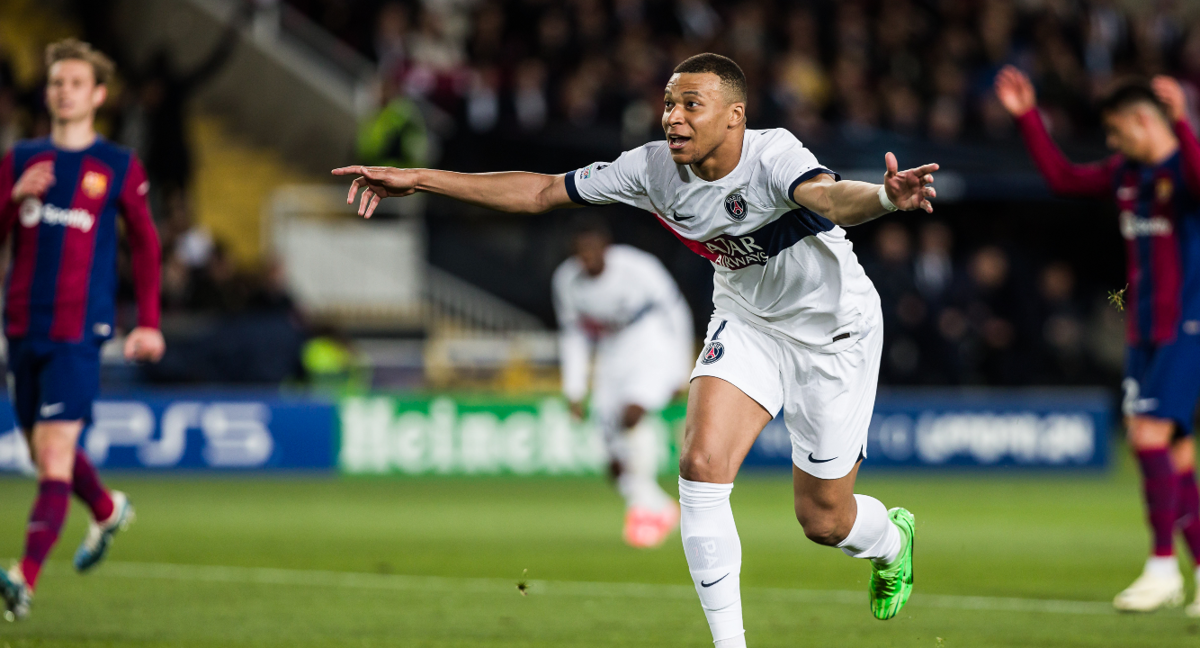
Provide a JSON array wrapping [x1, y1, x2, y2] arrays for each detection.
[[1154, 76, 1200, 197], [180, 1, 251, 92], [332, 166, 579, 218], [996, 66, 1117, 198], [118, 156, 165, 362]]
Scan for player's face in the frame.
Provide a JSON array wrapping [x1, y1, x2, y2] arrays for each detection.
[[574, 233, 608, 277], [45, 59, 106, 124], [1102, 106, 1158, 162], [662, 73, 743, 166]]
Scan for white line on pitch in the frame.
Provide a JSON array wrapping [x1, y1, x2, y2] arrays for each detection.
[[78, 561, 1114, 616]]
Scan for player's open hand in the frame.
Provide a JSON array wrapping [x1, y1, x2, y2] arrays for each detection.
[[994, 66, 1037, 117], [11, 161, 55, 203], [331, 165, 420, 219], [124, 327, 165, 363], [883, 152, 938, 213], [1152, 76, 1187, 123]]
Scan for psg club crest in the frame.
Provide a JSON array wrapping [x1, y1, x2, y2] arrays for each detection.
[[724, 192, 747, 221], [700, 341, 724, 364]]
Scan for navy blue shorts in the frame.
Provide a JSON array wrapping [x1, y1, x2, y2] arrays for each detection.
[[5, 337, 101, 432], [1123, 332, 1200, 436]]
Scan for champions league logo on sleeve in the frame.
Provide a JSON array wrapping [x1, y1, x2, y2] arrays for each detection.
[[700, 341, 724, 364], [577, 162, 610, 180], [724, 192, 747, 221]]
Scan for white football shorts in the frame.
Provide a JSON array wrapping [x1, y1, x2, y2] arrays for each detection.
[[690, 311, 883, 480], [591, 325, 689, 443]]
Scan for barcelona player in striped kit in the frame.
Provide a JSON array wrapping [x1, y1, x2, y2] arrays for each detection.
[[998, 67, 1200, 615], [0, 40, 163, 621]]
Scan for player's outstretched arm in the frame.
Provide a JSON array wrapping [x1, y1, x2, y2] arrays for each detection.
[[792, 152, 937, 227], [996, 65, 1115, 197], [331, 166, 578, 218]]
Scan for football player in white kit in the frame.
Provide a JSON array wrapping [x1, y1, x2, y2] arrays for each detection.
[[335, 53, 938, 646], [553, 217, 694, 548]]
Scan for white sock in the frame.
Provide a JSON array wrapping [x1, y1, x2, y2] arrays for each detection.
[[617, 421, 671, 511], [837, 494, 902, 567], [679, 477, 745, 647], [1145, 556, 1180, 579]]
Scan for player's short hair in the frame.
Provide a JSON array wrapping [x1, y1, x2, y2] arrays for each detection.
[[673, 53, 747, 103], [45, 38, 115, 86], [1098, 79, 1167, 120], [570, 214, 612, 242]]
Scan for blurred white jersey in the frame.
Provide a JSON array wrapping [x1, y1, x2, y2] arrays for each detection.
[[565, 128, 879, 352], [552, 244, 693, 415]]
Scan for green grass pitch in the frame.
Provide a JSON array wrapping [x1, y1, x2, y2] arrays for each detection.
[[1, 457, 1199, 647]]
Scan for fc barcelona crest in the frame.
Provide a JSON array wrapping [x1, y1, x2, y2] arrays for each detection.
[[724, 192, 747, 221], [700, 341, 724, 364], [82, 171, 108, 199], [1157, 177, 1174, 202]]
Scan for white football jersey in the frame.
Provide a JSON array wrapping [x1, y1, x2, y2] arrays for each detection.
[[552, 244, 693, 403], [564, 128, 879, 351]]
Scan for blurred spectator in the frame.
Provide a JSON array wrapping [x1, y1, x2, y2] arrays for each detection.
[[864, 223, 924, 384], [302, 326, 372, 393], [152, 12, 243, 190], [914, 222, 954, 306], [117, 5, 249, 211], [957, 246, 1037, 385], [1036, 261, 1091, 383], [357, 80, 430, 168], [513, 59, 548, 132], [374, 1, 411, 80]]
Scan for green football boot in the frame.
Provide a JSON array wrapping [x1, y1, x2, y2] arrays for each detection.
[[869, 507, 914, 621]]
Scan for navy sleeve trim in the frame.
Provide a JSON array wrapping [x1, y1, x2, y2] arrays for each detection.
[[563, 171, 589, 206], [787, 166, 840, 203]]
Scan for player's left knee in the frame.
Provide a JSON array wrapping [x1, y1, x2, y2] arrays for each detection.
[[1128, 416, 1175, 449], [32, 443, 74, 481], [798, 516, 844, 546], [31, 420, 83, 481]]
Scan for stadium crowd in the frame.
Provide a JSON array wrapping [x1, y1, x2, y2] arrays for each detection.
[[860, 219, 1122, 387], [292, 0, 1200, 145]]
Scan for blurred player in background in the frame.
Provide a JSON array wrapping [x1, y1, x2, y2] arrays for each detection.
[[552, 217, 693, 548], [337, 53, 938, 646], [0, 39, 164, 621], [998, 67, 1200, 615]]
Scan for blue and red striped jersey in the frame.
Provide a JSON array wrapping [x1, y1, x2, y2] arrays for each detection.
[[1017, 112, 1200, 346], [1112, 156, 1200, 345], [0, 137, 161, 343]]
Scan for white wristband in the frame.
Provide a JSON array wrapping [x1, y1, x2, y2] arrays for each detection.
[[878, 185, 899, 212]]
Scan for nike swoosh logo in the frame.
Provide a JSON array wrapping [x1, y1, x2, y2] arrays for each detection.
[[808, 453, 837, 464], [40, 402, 65, 417], [700, 573, 729, 588], [670, 211, 696, 222]]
